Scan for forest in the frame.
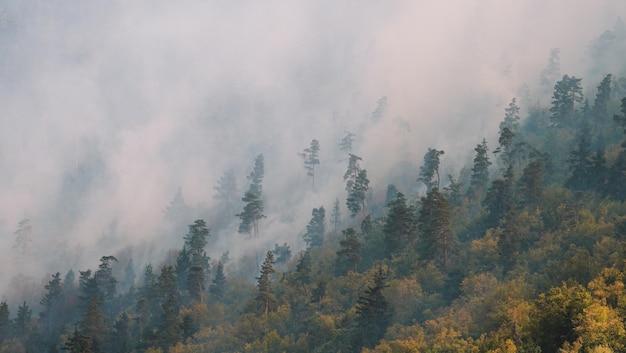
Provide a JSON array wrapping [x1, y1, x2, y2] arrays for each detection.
[[3, 2, 626, 353]]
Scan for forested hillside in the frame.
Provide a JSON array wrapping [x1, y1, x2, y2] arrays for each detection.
[[3, 2, 626, 353]]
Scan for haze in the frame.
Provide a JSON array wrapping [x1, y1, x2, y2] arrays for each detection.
[[0, 0, 624, 304]]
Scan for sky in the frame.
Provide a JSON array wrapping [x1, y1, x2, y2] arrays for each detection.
[[0, 0, 624, 304]]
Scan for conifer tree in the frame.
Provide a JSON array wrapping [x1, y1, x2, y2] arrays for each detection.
[[0, 301, 8, 343], [304, 206, 326, 248], [330, 198, 342, 230], [418, 148, 445, 190], [339, 131, 356, 153], [158, 294, 182, 351], [300, 139, 321, 189], [293, 251, 312, 285], [40, 272, 63, 340], [540, 48, 560, 87], [256, 251, 276, 315], [352, 266, 391, 351], [80, 297, 108, 353], [418, 189, 455, 268], [383, 192, 417, 256], [592, 73, 612, 124], [500, 98, 521, 134], [122, 259, 135, 293], [237, 155, 266, 238], [336, 228, 361, 274], [468, 138, 492, 200], [209, 261, 226, 300], [344, 156, 370, 216], [550, 74, 584, 126], [184, 220, 210, 303], [94, 255, 118, 306]]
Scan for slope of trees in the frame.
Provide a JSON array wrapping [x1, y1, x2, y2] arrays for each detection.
[[5, 32, 626, 353]]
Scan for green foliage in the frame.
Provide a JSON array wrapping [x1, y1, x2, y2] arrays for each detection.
[[256, 251, 276, 315], [550, 74, 584, 126], [383, 192, 417, 256], [300, 139, 321, 189], [418, 189, 455, 268], [304, 206, 326, 248], [418, 148, 445, 190], [336, 228, 362, 274]]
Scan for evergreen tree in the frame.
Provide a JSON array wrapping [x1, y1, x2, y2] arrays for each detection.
[[300, 139, 321, 189], [339, 131, 356, 153], [566, 114, 594, 191], [418, 148, 445, 190], [384, 184, 400, 207], [352, 266, 391, 351], [494, 127, 515, 170], [418, 189, 455, 268], [163, 187, 189, 230], [336, 228, 362, 274], [158, 265, 178, 304], [443, 174, 463, 207], [94, 255, 118, 306], [614, 97, 626, 145], [175, 246, 191, 291], [500, 98, 521, 134], [330, 198, 342, 230], [540, 48, 560, 87], [256, 251, 276, 315], [123, 259, 136, 292], [213, 169, 239, 208], [272, 243, 292, 264], [80, 297, 108, 353], [484, 166, 515, 228], [184, 220, 210, 303], [550, 74, 584, 126], [78, 270, 99, 308], [592, 73, 612, 125], [209, 261, 227, 300], [0, 301, 8, 343], [14, 301, 31, 340], [383, 192, 417, 256], [468, 138, 492, 200], [40, 272, 63, 340], [111, 312, 132, 353], [158, 294, 181, 351], [346, 169, 370, 217], [237, 190, 265, 237], [63, 328, 92, 353], [247, 154, 265, 197], [371, 96, 388, 122], [304, 206, 326, 248], [293, 251, 312, 285], [13, 218, 32, 257], [518, 159, 545, 212]]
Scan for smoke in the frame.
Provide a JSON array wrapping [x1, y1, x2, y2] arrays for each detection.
[[0, 0, 624, 302]]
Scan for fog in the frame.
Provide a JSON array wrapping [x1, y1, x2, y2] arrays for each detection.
[[0, 0, 624, 303]]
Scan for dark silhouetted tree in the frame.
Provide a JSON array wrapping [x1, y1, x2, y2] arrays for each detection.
[[300, 139, 321, 189], [336, 228, 361, 274], [550, 74, 583, 126], [304, 206, 326, 248], [383, 192, 417, 256], [184, 220, 210, 303], [256, 251, 276, 315], [418, 148, 445, 190], [209, 261, 226, 300], [352, 266, 391, 351], [468, 138, 492, 200], [272, 243, 291, 264], [418, 189, 455, 268]]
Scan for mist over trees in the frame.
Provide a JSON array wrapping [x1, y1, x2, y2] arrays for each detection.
[[1, 1, 626, 352]]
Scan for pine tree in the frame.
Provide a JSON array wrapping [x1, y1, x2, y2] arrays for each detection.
[[550, 74, 584, 126], [330, 198, 342, 230], [352, 266, 391, 351], [468, 138, 492, 200], [237, 190, 265, 237], [40, 272, 63, 340], [336, 228, 362, 274], [339, 131, 356, 153], [418, 189, 455, 268], [293, 251, 312, 285], [418, 148, 445, 190], [111, 312, 132, 353], [256, 251, 276, 315], [213, 169, 238, 208], [346, 169, 370, 217], [94, 255, 118, 306], [0, 301, 8, 343], [175, 246, 191, 291], [14, 301, 31, 340], [158, 265, 178, 304], [63, 328, 92, 353], [371, 96, 387, 122], [158, 294, 182, 350], [540, 48, 560, 87], [123, 259, 136, 292], [80, 297, 108, 353], [185, 220, 210, 303], [518, 159, 545, 212], [304, 206, 326, 248], [383, 192, 417, 256], [209, 261, 227, 300], [500, 98, 521, 134], [300, 139, 321, 189], [247, 154, 264, 196], [272, 243, 291, 264], [592, 74, 612, 125]]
